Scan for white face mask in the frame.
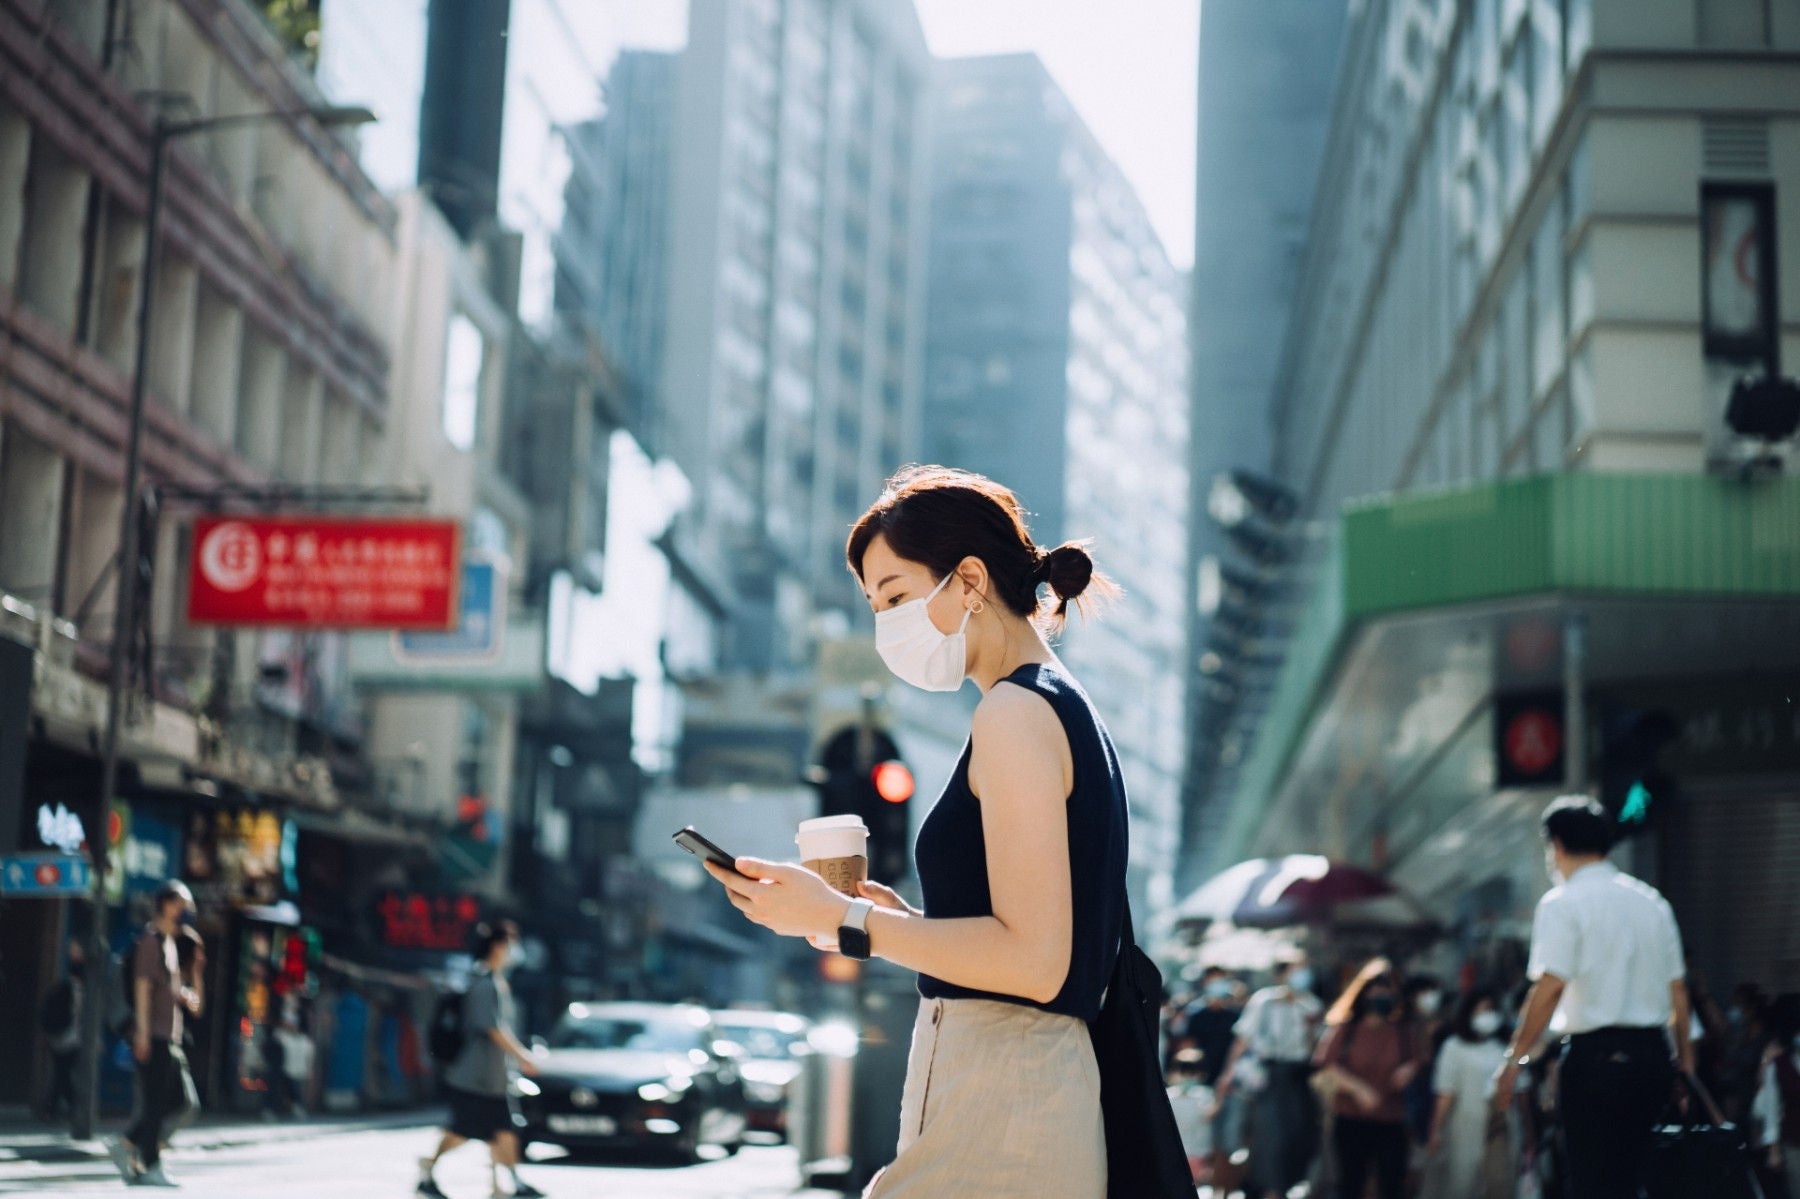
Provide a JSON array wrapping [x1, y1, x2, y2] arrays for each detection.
[[1471, 1010, 1503, 1038], [1415, 991, 1442, 1018], [875, 573, 972, 692], [1544, 848, 1565, 886]]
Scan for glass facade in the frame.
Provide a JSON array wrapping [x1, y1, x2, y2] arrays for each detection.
[[660, 0, 930, 672], [925, 55, 1188, 903]]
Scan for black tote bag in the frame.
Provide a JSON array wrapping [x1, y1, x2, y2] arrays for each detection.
[[1087, 902, 1194, 1199], [1644, 1072, 1766, 1199]]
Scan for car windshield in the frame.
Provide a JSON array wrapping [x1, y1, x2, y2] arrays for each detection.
[[550, 1016, 703, 1054], [714, 1024, 806, 1060]]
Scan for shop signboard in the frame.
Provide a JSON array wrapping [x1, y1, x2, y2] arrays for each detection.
[[395, 556, 504, 661], [0, 852, 92, 896], [186, 516, 462, 630], [376, 890, 483, 951]]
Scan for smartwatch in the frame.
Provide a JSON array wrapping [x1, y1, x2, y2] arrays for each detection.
[[837, 897, 875, 961]]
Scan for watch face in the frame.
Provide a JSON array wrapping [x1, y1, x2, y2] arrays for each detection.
[[839, 927, 872, 961]]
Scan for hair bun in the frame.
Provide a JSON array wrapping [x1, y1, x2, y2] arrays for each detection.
[[1041, 542, 1095, 601]]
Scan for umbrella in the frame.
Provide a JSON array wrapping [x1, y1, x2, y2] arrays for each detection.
[[1175, 855, 1435, 931]]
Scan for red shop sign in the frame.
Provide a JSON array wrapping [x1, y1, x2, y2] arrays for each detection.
[[186, 516, 462, 630]]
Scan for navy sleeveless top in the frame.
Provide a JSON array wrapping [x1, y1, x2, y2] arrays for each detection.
[[913, 662, 1128, 1021]]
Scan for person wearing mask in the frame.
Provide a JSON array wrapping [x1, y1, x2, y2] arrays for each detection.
[[1425, 991, 1509, 1199], [1184, 970, 1247, 1193], [1217, 959, 1323, 1199], [418, 921, 545, 1199], [1316, 959, 1423, 1199], [107, 881, 202, 1188], [1752, 995, 1800, 1199], [1166, 1048, 1214, 1185], [702, 468, 1130, 1198], [38, 939, 83, 1125], [1494, 795, 1692, 1199]]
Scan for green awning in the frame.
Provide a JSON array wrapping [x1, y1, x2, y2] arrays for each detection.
[[1215, 472, 1800, 869]]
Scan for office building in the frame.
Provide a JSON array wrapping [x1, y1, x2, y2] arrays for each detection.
[[925, 54, 1189, 905], [659, 0, 932, 678], [1209, 0, 1800, 993]]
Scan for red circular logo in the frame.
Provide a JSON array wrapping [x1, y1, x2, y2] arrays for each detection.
[[1505, 710, 1563, 776], [34, 863, 60, 886]]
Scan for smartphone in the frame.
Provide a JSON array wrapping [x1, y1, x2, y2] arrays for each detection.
[[673, 827, 746, 877]]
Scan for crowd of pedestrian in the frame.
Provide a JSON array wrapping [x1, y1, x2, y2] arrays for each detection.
[[1162, 794, 1800, 1199]]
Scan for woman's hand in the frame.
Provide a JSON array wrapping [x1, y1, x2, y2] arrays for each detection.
[[856, 878, 919, 917], [1392, 1060, 1419, 1090], [706, 858, 850, 942], [805, 879, 919, 951]]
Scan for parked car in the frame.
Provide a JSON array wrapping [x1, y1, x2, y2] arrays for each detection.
[[709, 1009, 813, 1141], [517, 1002, 747, 1162]]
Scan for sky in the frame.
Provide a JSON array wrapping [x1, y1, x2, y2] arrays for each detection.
[[568, 0, 1200, 269]]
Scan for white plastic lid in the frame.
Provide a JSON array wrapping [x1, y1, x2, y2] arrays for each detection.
[[797, 814, 868, 832]]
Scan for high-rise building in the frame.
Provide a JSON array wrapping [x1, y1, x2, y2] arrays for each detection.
[[557, 50, 678, 452], [659, 0, 932, 675], [924, 54, 1189, 906], [1208, 0, 1800, 993], [1177, 1, 1346, 892]]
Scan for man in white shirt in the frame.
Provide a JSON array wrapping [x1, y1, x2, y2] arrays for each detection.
[[1495, 796, 1692, 1199], [1215, 959, 1323, 1199]]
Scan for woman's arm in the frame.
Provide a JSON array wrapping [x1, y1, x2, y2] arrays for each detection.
[[709, 683, 1076, 1005], [1428, 1091, 1455, 1150]]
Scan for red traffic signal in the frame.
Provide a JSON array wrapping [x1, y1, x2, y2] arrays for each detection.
[[871, 760, 914, 804]]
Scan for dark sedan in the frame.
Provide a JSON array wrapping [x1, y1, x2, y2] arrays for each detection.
[[517, 1002, 747, 1163]]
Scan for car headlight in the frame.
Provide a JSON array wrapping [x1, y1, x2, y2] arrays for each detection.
[[744, 1081, 787, 1105], [638, 1076, 692, 1103]]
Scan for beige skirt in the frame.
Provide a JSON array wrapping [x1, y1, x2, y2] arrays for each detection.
[[863, 996, 1107, 1199]]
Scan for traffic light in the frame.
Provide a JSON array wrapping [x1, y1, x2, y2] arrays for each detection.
[[810, 725, 915, 884], [1597, 704, 1680, 836]]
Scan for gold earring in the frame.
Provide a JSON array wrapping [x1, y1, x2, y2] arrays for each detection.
[[970, 599, 985, 614]]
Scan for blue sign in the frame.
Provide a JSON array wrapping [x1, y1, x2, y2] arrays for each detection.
[[396, 559, 502, 660], [1, 853, 93, 896]]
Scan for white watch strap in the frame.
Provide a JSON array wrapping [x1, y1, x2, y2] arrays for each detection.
[[842, 897, 875, 932]]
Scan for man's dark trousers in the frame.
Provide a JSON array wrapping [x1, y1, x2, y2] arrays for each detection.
[[1557, 1027, 1674, 1199], [44, 1048, 78, 1117], [127, 1040, 195, 1167]]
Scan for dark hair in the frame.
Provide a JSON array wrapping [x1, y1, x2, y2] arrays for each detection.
[[472, 919, 519, 960], [153, 880, 193, 912], [846, 465, 1118, 634], [1541, 794, 1614, 856], [1325, 957, 1400, 1027], [1448, 988, 1503, 1043]]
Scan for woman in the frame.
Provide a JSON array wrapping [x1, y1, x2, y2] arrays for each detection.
[[703, 466, 1127, 1198], [1315, 959, 1423, 1199], [1424, 990, 1509, 1199]]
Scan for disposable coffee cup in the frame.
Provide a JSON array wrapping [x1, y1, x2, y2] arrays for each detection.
[[796, 815, 869, 897]]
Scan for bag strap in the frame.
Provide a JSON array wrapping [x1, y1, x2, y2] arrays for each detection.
[[1679, 1069, 1727, 1126]]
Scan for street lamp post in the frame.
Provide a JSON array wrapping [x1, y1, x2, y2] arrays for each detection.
[[74, 102, 373, 1142]]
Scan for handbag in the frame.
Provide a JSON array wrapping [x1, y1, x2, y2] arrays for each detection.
[[1644, 1071, 1766, 1199], [1087, 901, 1195, 1199]]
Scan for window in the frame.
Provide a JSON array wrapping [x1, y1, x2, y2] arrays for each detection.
[[442, 315, 484, 450]]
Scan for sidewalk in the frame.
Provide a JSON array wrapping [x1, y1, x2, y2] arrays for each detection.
[[0, 1106, 442, 1167]]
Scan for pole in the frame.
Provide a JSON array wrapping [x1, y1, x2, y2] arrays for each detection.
[[75, 123, 165, 1142], [1563, 609, 1587, 793]]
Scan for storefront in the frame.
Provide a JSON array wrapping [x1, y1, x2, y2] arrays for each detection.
[[1206, 474, 1800, 995]]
